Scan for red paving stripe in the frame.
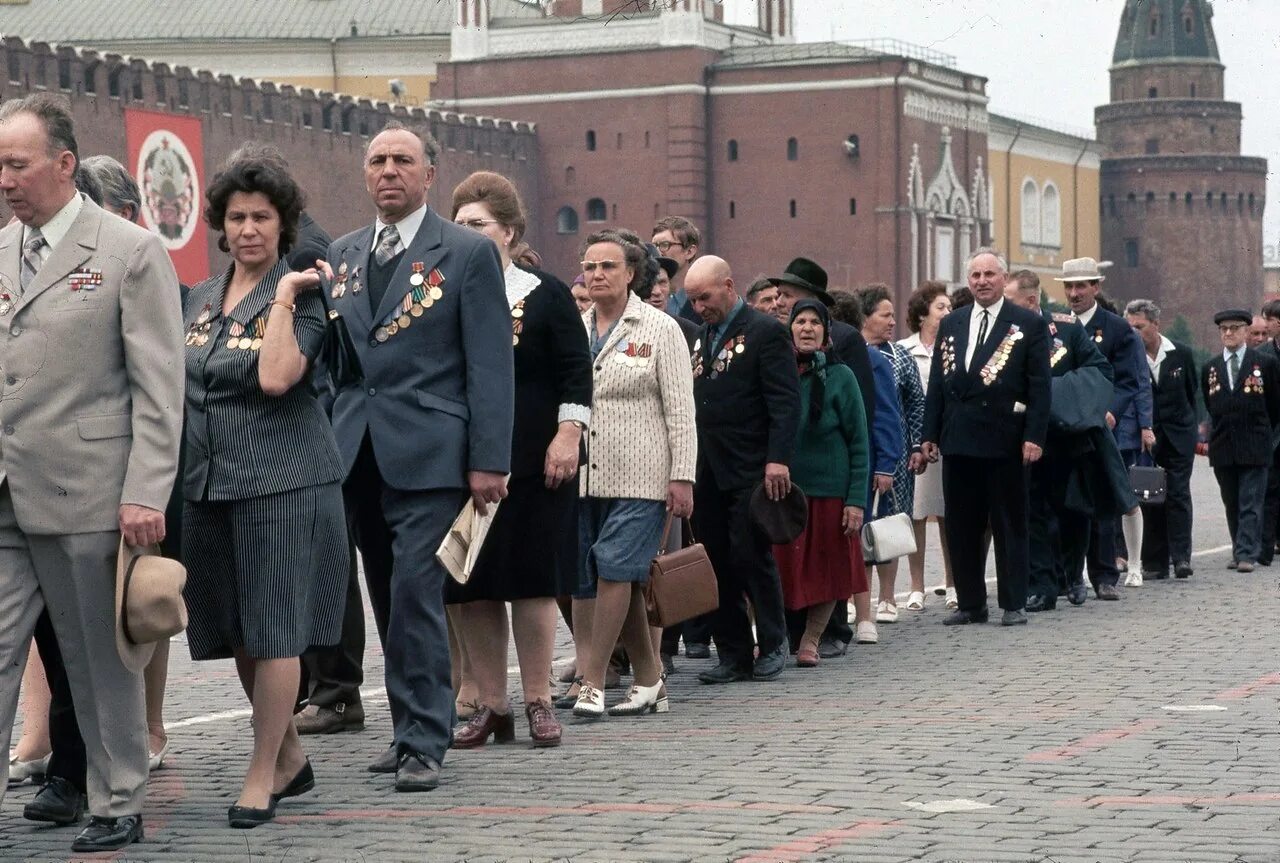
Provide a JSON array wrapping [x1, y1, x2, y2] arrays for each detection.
[[1063, 791, 1280, 808], [276, 799, 844, 823], [1025, 719, 1163, 763], [734, 819, 900, 863], [1214, 671, 1280, 700]]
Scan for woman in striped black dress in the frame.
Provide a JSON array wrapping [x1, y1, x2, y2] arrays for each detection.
[[181, 152, 347, 827]]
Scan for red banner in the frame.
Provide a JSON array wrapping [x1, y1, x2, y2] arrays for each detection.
[[125, 109, 208, 285]]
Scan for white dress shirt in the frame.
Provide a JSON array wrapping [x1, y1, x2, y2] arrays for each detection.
[[371, 202, 427, 257], [24, 192, 84, 261], [1076, 302, 1098, 329], [1148, 334, 1175, 380], [964, 297, 1003, 369], [1223, 346, 1246, 389]]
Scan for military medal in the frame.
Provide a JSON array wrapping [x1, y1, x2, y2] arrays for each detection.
[[1094, 328, 1103, 343], [0, 292, 12, 316], [375, 327, 390, 343], [691, 339, 704, 377], [512, 298, 526, 346], [68, 268, 102, 292]]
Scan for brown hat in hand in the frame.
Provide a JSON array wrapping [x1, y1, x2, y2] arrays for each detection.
[[115, 541, 188, 673]]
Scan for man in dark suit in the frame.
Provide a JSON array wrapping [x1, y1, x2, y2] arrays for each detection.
[[324, 122, 514, 791], [921, 248, 1051, 626], [769, 257, 878, 655], [1254, 298, 1280, 565], [1200, 309, 1280, 573], [686, 255, 800, 684], [1005, 273, 1113, 612], [1056, 258, 1151, 600], [1125, 300, 1198, 580]]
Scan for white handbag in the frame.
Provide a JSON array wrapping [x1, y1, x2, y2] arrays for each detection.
[[860, 491, 918, 564], [436, 498, 499, 584]]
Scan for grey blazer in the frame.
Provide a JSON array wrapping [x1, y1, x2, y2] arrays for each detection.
[[0, 198, 184, 534], [326, 206, 514, 490], [182, 259, 346, 502]]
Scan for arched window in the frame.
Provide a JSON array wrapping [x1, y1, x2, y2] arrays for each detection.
[[1041, 182, 1061, 247], [727, 139, 738, 161], [1190, 83, 1197, 97], [556, 206, 579, 235], [786, 137, 798, 161], [586, 198, 607, 221], [1148, 87, 1158, 98], [1020, 179, 1040, 244], [789, 199, 797, 218], [729, 200, 736, 219], [585, 130, 596, 151]]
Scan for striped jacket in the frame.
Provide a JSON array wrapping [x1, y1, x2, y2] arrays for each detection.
[[580, 293, 697, 501]]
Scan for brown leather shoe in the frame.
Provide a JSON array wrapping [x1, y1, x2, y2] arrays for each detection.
[[525, 700, 563, 748], [452, 706, 516, 749], [294, 702, 365, 735]]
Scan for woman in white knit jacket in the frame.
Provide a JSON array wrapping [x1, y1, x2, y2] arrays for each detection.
[[571, 229, 697, 719]]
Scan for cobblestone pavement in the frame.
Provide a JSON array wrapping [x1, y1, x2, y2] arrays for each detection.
[[5, 462, 1279, 863]]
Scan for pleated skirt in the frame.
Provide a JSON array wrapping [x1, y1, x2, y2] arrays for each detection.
[[774, 497, 868, 610], [182, 482, 347, 661]]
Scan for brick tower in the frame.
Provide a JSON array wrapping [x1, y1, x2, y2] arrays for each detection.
[[1095, 0, 1266, 345]]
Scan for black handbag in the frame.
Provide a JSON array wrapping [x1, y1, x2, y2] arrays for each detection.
[[1129, 452, 1167, 505], [315, 273, 364, 393]]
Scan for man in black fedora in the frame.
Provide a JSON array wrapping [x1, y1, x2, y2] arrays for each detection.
[[770, 257, 877, 655]]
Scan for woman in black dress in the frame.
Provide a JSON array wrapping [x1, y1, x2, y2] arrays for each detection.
[[445, 171, 592, 748]]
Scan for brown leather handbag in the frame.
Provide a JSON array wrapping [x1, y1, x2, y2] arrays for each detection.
[[644, 514, 719, 628]]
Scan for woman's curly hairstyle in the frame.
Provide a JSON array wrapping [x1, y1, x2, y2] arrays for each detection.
[[204, 148, 306, 256], [580, 228, 649, 295]]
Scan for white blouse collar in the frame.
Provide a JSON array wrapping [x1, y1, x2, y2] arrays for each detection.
[[505, 263, 541, 309]]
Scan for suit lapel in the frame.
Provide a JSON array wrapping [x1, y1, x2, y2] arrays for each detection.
[[227, 259, 290, 326], [969, 302, 1011, 375], [14, 202, 99, 313], [333, 228, 375, 332], [370, 209, 449, 327], [597, 293, 642, 358]]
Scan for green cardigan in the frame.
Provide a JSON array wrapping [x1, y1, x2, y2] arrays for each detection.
[[789, 352, 870, 506]]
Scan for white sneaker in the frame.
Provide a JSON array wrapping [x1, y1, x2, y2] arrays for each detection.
[[855, 621, 879, 644], [1124, 570, 1143, 587], [905, 591, 925, 611], [875, 600, 898, 623], [944, 587, 958, 609]]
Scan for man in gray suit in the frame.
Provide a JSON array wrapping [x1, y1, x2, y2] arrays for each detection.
[[0, 93, 183, 851], [324, 122, 513, 791]]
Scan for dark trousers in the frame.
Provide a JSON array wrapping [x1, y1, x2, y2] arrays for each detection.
[[1088, 448, 1138, 586], [344, 436, 465, 762], [1027, 454, 1090, 602], [1260, 447, 1280, 565], [34, 609, 87, 793], [1213, 464, 1268, 565], [693, 474, 787, 669], [299, 532, 365, 709], [942, 454, 1029, 613], [1139, 445, 1195, 572]]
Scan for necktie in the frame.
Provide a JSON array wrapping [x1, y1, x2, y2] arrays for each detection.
[[1229, 351, 1240, 389], [374, 224, 401, 267], [970, 309, 989, 370], [19, 230, 45, 295]]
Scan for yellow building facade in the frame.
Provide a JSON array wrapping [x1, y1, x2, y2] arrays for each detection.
[[988, 114, 1101, 303]]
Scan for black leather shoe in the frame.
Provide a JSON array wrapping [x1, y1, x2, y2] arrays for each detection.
[[817, 636, 848, 658], [752, 647, 785, 681], [367, 746, 399, 774], [1025, 594, 1056, 613], [1143, 569, 1169, 580], [395, 752, 441, 792], [553, 677, 582, 709], [1066, 583, 1088, 606], [271, 758, 315, 803], [660, 653, 676, 676], [23, 777, 86, 825], [1001, 609, 1028, 626], [71, 815, 143, 852], [684, 642, 711, 659], [228, 798, 277, 828], [1174, 561, 1194, 578], [1096, 583, 1121, 601], [943, 608, 989, 626], [697, 662, 751, 685]]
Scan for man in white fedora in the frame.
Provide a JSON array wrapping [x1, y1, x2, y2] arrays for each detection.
[[1055, 257, 1153, 599]]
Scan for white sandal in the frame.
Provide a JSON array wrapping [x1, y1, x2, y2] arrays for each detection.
[[875, 600, 898, 623], [906, 591, 925, 611]]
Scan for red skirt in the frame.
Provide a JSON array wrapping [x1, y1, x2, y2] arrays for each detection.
[[773, 497, 867, 610]]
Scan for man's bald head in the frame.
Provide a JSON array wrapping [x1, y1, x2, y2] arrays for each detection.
[[685, 255, 738, 324]]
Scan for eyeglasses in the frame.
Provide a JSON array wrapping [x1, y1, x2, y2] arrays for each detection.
[[653, 240, 686, 253], [455, 218, 501, 231], [581, 260, 626, 274], [1219, 324, 1245, 333]]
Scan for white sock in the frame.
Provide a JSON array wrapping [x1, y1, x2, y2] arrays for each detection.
[[1122, 509, 1144, 571]]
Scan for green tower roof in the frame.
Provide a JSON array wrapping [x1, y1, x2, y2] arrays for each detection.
[[1112, 0, 1220, 66]]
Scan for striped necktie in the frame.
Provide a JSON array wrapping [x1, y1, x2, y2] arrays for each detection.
[[374, 224, 401, 266], [19, 230, 45, 295]]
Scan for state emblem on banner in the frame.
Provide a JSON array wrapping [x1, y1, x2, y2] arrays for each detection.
[[137, 130, 199, 250]]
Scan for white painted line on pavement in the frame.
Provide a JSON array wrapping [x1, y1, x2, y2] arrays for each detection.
[[1162, 704, 1228, 712], [904, 799, 993, 813], [1192, 543, 1233, 558]]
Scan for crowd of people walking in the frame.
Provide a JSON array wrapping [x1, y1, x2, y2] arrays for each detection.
[[0, 96, 1262, 854]]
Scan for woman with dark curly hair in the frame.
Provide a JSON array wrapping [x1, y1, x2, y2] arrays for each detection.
[[181, 150, 348, 827]]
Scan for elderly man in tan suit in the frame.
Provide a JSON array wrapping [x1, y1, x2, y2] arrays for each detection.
[[0, 93, 183, 852]]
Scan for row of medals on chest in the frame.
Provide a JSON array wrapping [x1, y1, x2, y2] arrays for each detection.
[[185, 304, 266, 350]]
